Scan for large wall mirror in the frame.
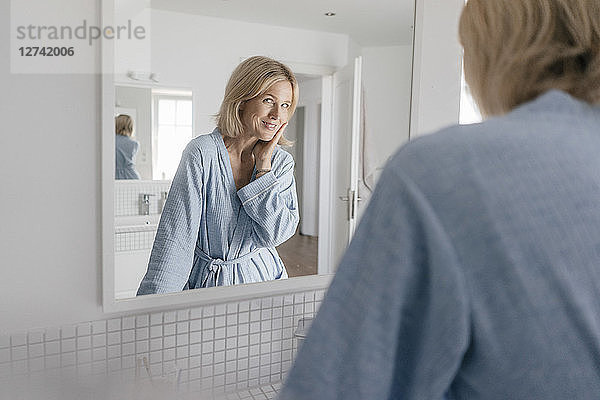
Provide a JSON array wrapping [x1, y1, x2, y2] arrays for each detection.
[[102, 0, 417, 312]]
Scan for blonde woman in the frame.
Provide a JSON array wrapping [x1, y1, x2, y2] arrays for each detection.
[[137, 56, 299, 294], [115, 114, 141, 180], [281, 1, 600, 399]]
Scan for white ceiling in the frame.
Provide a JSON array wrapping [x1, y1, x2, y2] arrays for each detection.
[[150, 0, 415, 46]]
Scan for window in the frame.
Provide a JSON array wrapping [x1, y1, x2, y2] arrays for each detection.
[[152, 92, 193, 180], [459, 0, 481, 125], [459, 62, 482, 125]]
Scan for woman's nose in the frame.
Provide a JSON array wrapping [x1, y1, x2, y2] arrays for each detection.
[[269, 106, 280, 120]]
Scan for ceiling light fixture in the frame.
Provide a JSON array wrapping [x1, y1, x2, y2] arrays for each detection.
[[324, 12, 336, 17]]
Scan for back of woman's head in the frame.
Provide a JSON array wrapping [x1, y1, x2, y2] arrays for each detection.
[[115, 114, 133, 136], [459, 0, 600, 116], [216, 56, 299, 145]]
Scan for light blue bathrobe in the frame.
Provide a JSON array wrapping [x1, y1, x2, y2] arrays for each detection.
[[279, 91, 600, 399], [137, 128, 299, 294]]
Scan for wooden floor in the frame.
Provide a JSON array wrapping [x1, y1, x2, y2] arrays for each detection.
[[277, 230, 318, 277]]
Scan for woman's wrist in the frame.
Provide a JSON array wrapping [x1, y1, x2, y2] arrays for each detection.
[[255, 159, 271, 170], [255, 168, 271, 178], [255, 159, 271, 177]]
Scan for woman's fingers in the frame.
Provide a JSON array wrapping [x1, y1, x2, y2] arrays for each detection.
[[276, 122, 288, 136], [262, 122, 287, 153], [271, 122, 287, 146], [253, 122, 288, 168]]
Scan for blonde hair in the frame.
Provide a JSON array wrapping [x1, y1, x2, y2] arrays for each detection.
[[216, 56, 299, 146], [115, 114, 134, 137], [459, 0, 600, 116]]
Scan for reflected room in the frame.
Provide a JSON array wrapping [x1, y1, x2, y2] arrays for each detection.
[[110, 0, 414, 302]]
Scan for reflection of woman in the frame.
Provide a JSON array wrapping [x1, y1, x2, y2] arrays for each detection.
[[115, 114, 141, 180], [137, 56, 299, 294], [281, 1, 600, 399]]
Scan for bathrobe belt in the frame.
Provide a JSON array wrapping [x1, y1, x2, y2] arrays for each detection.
[[195, 244, 263, 287]]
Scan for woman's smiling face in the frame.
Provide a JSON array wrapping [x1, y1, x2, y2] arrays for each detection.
[[239, 80, 293, 141]]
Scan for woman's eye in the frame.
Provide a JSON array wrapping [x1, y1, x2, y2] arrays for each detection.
[[282, 103, 290, 109], [263, 98, 274, 104]]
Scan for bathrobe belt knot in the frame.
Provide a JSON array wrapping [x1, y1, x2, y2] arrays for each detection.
[[195, 244, 263, 287]]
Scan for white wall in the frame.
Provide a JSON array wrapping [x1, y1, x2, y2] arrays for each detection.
[[0, 0, 107, 332], [411, 0, 464, 137], [116, 10, 350, 137]]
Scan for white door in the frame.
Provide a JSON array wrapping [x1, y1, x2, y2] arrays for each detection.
[[330, 56, 362, 269]]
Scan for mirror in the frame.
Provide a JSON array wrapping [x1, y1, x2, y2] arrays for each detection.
[[115, 85, 193, 180], [104, 0, 416, 306]]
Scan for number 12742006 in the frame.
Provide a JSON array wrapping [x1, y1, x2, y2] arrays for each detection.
[[19, 46, 75, 56]]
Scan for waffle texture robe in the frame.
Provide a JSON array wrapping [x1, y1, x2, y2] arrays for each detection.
[[279, 90, 600, 400], [137, 128, 299, 294]]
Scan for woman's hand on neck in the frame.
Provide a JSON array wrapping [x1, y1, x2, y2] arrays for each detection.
[[222, 133, 258, 162], [222, 122, 286, 177]]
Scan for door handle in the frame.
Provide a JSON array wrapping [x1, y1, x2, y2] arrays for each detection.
[[339, 191, 363, 220], [340, 189, 354, 220], [339, 196, 362, 202]]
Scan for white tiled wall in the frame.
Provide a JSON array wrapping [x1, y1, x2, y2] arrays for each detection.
[[114, 228, 158, 252], [114, 180, 168, 253], [0, 290, 324, 397], [222, 383, 281, 399], [115, 180, 171, 217]]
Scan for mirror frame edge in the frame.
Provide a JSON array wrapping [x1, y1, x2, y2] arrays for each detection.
[[101, 0, 117, 313], [105, 275, 333, 313]]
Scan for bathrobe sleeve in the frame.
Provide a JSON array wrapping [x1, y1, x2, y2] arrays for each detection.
[[137, 143, 203, 295], [237, 152, 299, 248], [132, 140, 140, 159], [278, 165, 471, 400]]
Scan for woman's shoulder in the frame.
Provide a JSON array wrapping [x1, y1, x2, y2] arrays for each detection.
[[182, 129, 221, 159], [396, 91, 587, 167], [389, 119, 511, 180], [116, 134, 139, 149], [385, 96, 567, 187]]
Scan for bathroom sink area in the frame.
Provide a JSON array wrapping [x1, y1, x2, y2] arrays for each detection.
[[115, 214, 161, 231], [114, 214, 161, 299]]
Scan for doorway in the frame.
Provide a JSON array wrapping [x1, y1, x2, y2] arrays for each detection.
[[273, 58, 363, 277], [276, 75, 322, 277]]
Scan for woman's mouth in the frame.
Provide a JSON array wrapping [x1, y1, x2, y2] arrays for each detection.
[[262, 121, 278, 130]]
